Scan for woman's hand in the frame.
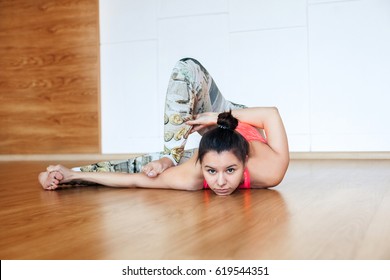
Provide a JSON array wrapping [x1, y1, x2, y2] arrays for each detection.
[[46, 165, 74, 183], [186, 112, 218, 135], [141, 157, 174, 178], [39, 164, 74, 190]]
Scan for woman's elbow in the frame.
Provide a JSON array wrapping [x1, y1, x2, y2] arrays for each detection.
[[272, 158, 289, 186], [254, 164, 289, 189], [184, 178, 203, 191], [166, 175, 203, 191]]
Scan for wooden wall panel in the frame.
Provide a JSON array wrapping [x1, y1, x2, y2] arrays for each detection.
[[0, 0, 100, 154]]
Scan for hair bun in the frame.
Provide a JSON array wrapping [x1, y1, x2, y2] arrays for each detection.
[[217, 110, 238, 131]]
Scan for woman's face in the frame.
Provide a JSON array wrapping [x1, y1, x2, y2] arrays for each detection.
[[201, 150, 246, 196]]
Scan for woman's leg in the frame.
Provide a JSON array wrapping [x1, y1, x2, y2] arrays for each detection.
[[67, 58, 245, 174], [39, 58, 246, 189], [76, 152, 162, 173], [163, 58, 246, 165], [41, 152, 204, 191], [74, 148, 197, 174], [40, 153, 160, 189]]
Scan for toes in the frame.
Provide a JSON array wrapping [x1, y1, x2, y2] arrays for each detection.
[[44, 172, 58, 190], [53, 171, 63, 181], [46, 180, 55, 189], [48, 172, 56, 180], [39, 172, 54, 190], [48, 182, 58, 190]]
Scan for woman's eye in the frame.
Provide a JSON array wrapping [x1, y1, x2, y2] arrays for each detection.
[[207, 169, 216, 174], [227, 168, 235, 174]]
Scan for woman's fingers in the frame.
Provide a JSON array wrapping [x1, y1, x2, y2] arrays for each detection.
[[186, 112, 217, 127], [189, 124, 208, 133], [46, 164, 62, 172], [53, 171, 64, 181], [142, 163, 158, 178]]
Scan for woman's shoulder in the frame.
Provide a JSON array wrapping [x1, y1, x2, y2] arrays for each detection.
[[164, 153, 204, 191]]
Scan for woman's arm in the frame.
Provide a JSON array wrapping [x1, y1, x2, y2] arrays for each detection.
[[233, 107, 289, 187], [44, 153, 204, 191], [187, 107, 289, 157], [232, 107, 289, 157], [187, 107, 289, 188]]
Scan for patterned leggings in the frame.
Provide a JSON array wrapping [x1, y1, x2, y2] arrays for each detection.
[[77, 58, 246, 173]]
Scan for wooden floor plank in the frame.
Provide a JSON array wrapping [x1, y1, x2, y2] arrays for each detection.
[[0, 160, 389, 259]]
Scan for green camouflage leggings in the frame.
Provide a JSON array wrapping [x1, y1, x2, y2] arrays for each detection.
[[76, 58, 246, 173]]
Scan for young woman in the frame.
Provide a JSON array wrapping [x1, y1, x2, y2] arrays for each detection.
[[39, 58, 289, 196]]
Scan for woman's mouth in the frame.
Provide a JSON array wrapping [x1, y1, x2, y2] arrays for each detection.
[[214, 188, 231, 195]]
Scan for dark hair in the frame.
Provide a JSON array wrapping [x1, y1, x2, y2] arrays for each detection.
[[197, 111, 249, 164]]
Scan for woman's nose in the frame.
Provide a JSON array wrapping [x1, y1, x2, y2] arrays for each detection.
[[217, 173, 226, 187]]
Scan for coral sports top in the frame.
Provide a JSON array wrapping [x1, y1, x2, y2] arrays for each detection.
[[203, 122, 266, 189], [235, 122, 267, 143]]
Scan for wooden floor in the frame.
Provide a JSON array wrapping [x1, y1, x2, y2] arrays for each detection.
[[1, 159, 390, 260]]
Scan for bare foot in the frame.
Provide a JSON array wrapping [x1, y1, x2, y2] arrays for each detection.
[[38, 171, 63, 190]]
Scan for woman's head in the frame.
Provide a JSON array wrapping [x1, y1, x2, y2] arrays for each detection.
[[197, 111, 249, 195]]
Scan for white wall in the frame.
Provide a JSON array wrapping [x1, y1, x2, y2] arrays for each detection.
[[99, 0, 390, 154]]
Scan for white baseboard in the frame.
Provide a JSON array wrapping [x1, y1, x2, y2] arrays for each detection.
[[290, 152, 390, 159]]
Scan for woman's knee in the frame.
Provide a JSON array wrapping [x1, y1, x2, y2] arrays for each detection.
[[179, 57, 206, 72], [180, 57, 200, 64], [171, 58, 208, 87]]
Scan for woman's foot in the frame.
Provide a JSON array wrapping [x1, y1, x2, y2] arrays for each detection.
[[38, 171, 63, 190]]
